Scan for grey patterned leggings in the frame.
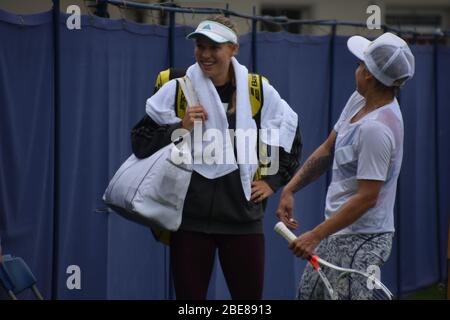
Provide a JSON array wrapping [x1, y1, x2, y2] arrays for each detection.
[[297, 232, 394, 300]]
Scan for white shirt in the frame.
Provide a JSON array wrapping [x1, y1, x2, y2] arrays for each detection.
[[325, 91, 404, 235]]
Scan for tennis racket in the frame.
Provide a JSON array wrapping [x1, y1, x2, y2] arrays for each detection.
[[274, 221, 393, 300]]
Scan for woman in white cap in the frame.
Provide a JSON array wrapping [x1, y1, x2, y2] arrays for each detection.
[[276, 32, 414, 299], [132, 16, 301, 299]]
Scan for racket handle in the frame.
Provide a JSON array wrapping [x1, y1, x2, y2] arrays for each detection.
[[274, 222, 321, 270], [274, 222, 297, 243]]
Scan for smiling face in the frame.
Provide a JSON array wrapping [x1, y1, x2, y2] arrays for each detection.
[[194, 35, 239, 86]]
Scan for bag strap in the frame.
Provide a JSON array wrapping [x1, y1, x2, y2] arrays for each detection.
[[176, 77, 199, 107]]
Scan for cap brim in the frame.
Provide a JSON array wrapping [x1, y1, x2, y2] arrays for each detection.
[[186, 30, 230, 44], [347, 36, 371, 61]]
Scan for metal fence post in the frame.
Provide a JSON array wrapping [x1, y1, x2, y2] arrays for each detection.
[[325, 23, 336, 187], [433, 35, 443, 284], [168, 9, 175, 68], [251, 6, 257, 73], [51, 0, 61, 300]]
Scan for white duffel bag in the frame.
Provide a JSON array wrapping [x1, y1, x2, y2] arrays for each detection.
[[103, 142, 192, 231]]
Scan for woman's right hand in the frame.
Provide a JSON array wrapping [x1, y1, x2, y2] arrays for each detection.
[[276, 188, 299, 230], [182, 105, 208, 131]]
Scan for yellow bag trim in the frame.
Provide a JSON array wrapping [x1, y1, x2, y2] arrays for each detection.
[[154, 69, 170, 93], [248, 73, 263, 117], [151, 225, 171, 246], [175, 83, 188, 119]]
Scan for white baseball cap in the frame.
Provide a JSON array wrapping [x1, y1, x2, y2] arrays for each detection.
[[187, 20, 238, 44], [347, 32, 415, 87]]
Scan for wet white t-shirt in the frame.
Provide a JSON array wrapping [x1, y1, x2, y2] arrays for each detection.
[[325, 91, 404, 234]]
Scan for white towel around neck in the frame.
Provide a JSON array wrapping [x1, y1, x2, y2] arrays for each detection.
[[146, 57, 298, 200], [184, 57, 258, 200]]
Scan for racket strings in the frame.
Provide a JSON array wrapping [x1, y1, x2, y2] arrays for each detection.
[[339, 273, 392, 300]]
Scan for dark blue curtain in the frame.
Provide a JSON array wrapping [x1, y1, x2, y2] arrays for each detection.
[[253, 33, 333, 299], [0, 8, 448, 299], [0, 9, 55, 299], [396, 45, 440, 292], [57, 13, 172, 299]]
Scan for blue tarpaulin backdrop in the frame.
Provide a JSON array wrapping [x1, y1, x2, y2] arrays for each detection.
[[0, 9, 449, 299]]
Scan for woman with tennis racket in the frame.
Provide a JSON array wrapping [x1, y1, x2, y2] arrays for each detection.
[[276, 32, 415, 300]]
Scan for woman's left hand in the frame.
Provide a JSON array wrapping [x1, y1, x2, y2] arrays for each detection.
[[251, 180, 274, 203], [289, 230, 322, 260]]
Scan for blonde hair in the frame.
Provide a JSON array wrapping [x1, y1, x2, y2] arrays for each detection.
[[205, 15, 239, 36]]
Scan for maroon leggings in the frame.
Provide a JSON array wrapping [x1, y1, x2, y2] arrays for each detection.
[[170, 230, 265, 300]]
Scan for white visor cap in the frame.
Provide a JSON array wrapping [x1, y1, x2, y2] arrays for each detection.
[[187, 20, 238, 44], [347, 32, 415, 87]]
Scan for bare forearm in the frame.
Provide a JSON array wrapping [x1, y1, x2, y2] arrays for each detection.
[[312, 193, 376, 240], [284, 143, 333, 193]]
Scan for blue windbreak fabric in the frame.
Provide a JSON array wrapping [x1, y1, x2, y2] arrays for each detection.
[[0, 9, 54, 299]]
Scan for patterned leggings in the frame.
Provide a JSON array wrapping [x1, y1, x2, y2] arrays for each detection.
[[297, 232, 394, 300]]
